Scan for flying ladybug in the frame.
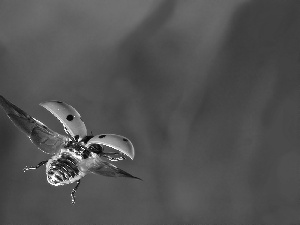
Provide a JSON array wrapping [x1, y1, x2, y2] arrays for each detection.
[[0, 95, 140, 204]]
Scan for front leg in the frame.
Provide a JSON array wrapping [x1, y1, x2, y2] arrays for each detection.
[[23, 160, 48, 172]]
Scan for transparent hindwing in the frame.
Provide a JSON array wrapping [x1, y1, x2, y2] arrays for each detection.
[[0, 95, 68, 154]]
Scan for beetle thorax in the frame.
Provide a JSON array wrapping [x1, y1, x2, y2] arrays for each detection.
[[46, 148, 86, 186]]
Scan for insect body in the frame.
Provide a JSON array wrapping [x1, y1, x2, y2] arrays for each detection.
[[0, 95, 140, 204]]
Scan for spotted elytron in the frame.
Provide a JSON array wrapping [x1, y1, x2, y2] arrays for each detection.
[[0, 95, 140, 204]]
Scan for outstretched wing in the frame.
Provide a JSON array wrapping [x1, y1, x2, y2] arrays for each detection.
[[79, 154, 141, 180], [39, 101, 87, 140], [0, 95, 68, 154], [87, 134, 135, 160]]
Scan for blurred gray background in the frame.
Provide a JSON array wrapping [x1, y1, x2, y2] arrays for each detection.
[[0, 0, 299, 224]]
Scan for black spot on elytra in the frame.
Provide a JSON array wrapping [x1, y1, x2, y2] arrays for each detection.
[[66, 115, 74, 121], [56, 101, 63, 103], [123, 138, 128, 142], [99, 135, 106, 138]]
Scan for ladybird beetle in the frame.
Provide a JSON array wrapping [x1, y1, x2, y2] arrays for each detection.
[[0, 95, 140, 204]]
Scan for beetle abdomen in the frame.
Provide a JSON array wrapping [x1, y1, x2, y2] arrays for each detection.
[[46, 151, 85, 186]]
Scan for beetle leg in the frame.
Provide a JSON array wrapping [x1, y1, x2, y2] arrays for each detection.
[[101, 152, 125, 161], [71, 180, 81, 204], [103, 155, 125, 161], [102, 152, 119, 156], [23, 160, 48, 172]]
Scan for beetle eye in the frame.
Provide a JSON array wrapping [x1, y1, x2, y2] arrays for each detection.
[[74, 135, 79, 142], [88, 144, 103, 154], [82, 150, 90, 159]]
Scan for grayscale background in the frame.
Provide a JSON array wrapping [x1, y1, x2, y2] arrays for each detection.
[[0, 0, 299, 224]]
